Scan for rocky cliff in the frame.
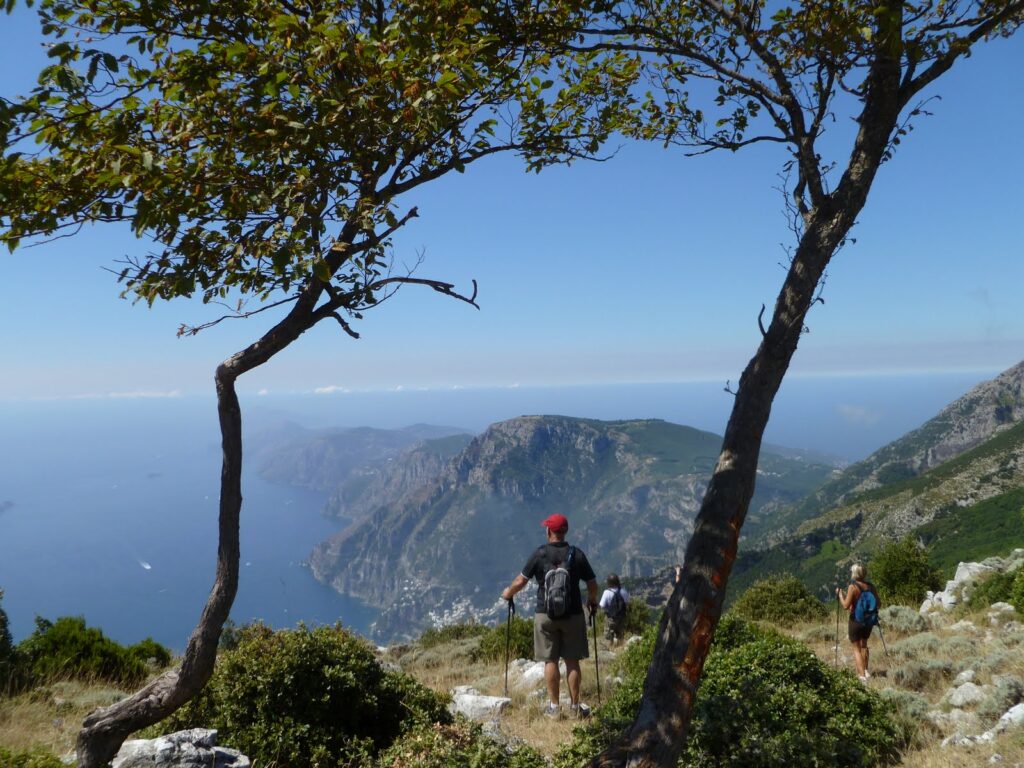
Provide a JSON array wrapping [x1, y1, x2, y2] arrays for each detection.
[[772, 360, 1024, 537], [308, 415, 833, 639]]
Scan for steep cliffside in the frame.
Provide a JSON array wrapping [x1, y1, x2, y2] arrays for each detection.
[[772, 360, 1024, 536]]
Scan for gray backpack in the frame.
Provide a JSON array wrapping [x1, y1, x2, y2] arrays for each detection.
[[543, 546, 575, 618]]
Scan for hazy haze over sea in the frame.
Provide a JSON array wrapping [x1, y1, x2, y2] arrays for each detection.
[[0, 371, 994, 647]]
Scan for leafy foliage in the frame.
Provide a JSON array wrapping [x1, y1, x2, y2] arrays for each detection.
[[474, 615, 533, 663], [156, 623, 450, 765], [0, 588, 13, 689], [1009, 567, 1024, 615], [16, 616, 170, 686], [1, 0, 632, 315], [872, 537, 942, 606], [0, 748, 67, 768], [418, 622, 489, 649], [553, 616, 900, 768], [969, 568, 1018, 609], [730, 573, 828, 627], [375, 721, 546, 768]]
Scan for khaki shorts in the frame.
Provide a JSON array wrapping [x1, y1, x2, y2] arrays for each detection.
[[534, 612, 589, 661]]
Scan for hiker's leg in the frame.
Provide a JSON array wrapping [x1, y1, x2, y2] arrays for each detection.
[[850, 640, 864, 676], [545, 661, 560, 705], [862, 639, 870, 674], [565, 658, 581, 705]]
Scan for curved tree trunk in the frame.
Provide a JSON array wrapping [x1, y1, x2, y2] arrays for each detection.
[[589, 16, 906, 766], [75, 286, 328, 767]]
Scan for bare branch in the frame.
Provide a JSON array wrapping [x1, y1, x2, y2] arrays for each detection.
[[175, 296, 300, 337]]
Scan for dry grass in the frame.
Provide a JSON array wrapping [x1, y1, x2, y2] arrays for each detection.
[[392, 633, 615, 757], [0, 679, 128, 756]]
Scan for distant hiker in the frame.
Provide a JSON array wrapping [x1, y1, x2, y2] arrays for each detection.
[[501, 513, 599, 719], [599, 573, 630, 644], [836, 563, 879, 682]]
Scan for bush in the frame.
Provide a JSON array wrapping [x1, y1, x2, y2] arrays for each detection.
[[418, 623, 489, 649], [1010, 567, 1024, 614], [878, 606, 928, 634], [375, 721, 546, 768], [619, 596, 656, 637], [730, 573, 828, 627], [890, 632, 940, 659], [871, 537, 942, 606], [0, 747, 66, 768], [968, 569, 1016, 608], [474, 616, 534, 663], [553, 615, 900, 768], [0, 589, 14, 690], [16, 616, 170, 687], [889, 659, 953, 690], [156, 623, 450, 766], [978, 674, 1024, 726]]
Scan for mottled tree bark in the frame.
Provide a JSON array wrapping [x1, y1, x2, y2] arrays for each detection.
[[588, 8, 908, 766]]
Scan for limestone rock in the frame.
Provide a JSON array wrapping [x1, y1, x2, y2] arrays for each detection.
[[450, 686, 511, 721], [111, 729, 249, 768], [948, 682, 989, 708]]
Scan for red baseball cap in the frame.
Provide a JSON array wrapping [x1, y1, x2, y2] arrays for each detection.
[[541, 513, 569, 532]]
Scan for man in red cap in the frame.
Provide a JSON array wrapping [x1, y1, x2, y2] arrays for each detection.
[[501, 512, 599, 718]]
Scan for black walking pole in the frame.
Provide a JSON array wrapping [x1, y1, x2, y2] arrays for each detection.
[[876, 620, 891, 662], [835, 588, 841, 669], [590, 607, 601, 705], [504, 598, 515, 698]]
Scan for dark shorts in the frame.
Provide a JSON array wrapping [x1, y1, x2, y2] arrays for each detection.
[[849, 616, 873, 643], [534, 612, 589, 661]]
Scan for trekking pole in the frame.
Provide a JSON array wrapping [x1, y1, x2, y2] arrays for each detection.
[[590, 607, 601, 705], [876, 620, 892, 662], [835, 588, 841, 669], [503, 598, 515, 697]]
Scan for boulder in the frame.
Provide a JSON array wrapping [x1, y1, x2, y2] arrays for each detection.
[[111, 729, 249, 768], [948, 682, 989, 708], [955, 670, 977, 686], [450, 686, 511, 721]]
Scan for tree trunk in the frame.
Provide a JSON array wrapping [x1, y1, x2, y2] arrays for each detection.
[[588, 19, 905, 763], [75, 288, 327, 767]]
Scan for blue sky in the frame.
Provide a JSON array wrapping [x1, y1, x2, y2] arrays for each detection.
[[1, 7, 1023, 401]]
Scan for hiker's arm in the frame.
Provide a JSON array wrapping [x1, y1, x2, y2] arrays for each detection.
[[502, 574, 528, 602], [837, 586, 854, 610], [586, 579, 599, 615]]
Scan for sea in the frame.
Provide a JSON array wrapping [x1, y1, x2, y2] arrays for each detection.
[[0, 371, 993, 650]]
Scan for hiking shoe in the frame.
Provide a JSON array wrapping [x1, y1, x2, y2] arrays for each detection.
[[543, 703, 561, 719], [570, 702, 591, 719]]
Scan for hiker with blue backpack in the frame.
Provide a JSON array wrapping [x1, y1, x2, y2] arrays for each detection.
[[836, 563, 880, 682], [501, 513, 599, 719]]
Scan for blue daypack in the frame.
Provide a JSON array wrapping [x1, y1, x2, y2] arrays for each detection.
[[852, 581, 880, 627]]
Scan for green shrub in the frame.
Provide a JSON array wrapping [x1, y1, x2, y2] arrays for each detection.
[[553, 615, 900, 768], [1010, 567, 1024, 614], [619, 597, 656, 637], [15, 616, 169, 687], [730, 573, 828, 627], [0, 588, 14, 689], [156, 623, 450, 766], [0, 747, 66, 768], [871, 537, 942, 606], [969, 569, 1017, 608], [375, 721, 546, 768], [474, 616, 534, 663], [418, 623, 489, 649]]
